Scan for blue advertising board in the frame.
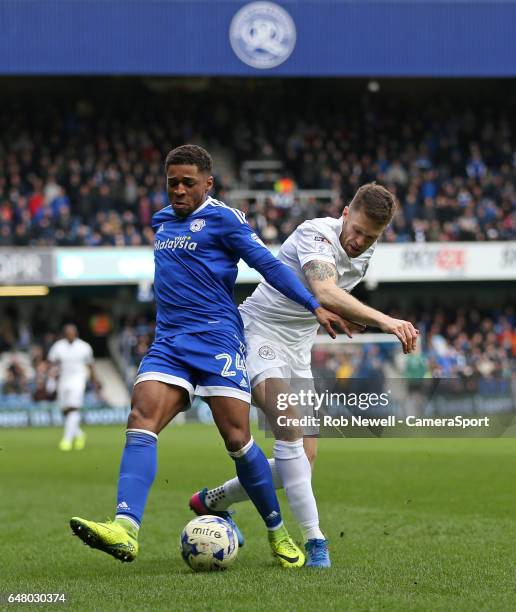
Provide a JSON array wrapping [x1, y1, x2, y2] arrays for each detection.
[[1, 1, 515, 76]]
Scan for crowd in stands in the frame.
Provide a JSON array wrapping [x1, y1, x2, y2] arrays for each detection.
[[312, 302, 515, 387], [0, 311, 99, 407], [1, 300, 514, 407], [230, 90, 516, 245], [118, 315, 156, 387], [1, 334, 59, 407], [116, 303, 516, 387], [0, 81, 514, 247]]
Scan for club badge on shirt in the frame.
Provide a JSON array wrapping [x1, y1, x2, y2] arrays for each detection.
[[190, 219, 206, 233]]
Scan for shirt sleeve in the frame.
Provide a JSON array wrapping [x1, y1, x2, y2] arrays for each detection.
[[84, 344, 94, 365], [47, 343, 59, 363], [219, 208, 320, 313], [295, 226, 337, 269]]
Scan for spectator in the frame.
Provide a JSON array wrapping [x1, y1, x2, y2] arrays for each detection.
[[0, 85, 514, 247]]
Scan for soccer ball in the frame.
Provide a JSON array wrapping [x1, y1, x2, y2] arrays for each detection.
[[180, 515, 239, 571]]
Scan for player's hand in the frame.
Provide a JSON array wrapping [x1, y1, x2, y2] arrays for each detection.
[[378, 316, 419, 354], [314, 306, 365, 339], [343, 320, 367, 336]]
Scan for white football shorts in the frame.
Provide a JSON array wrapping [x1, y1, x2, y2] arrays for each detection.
[[57, 383, 86, 410], [245, 332, 319, 436], [245, 332, 312, 386]]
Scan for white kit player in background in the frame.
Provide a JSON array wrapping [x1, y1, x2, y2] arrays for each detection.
[[195, 183, 419, 568], [48, 324, 99, 451]]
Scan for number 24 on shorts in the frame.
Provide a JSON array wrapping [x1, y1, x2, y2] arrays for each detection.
[[215, 353, 247, 378]]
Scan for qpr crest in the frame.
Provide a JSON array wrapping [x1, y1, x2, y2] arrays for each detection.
[[258, 345, 276, 360], [189, 219, 206, 232], [229, 2, 297, 70]]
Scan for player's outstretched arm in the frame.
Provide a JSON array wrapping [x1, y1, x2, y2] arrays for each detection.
[[302, 260, 419, 354], [251, 253, 350, 339], [221, 212, 350, 337]]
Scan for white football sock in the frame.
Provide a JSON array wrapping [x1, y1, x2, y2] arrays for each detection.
[[205, 458, 283, 511], [74, 414, 84, 439], [274, 439, 325, 542], [63, 411, 80, 443]]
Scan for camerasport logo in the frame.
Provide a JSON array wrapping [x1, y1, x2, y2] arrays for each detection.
[[229, 2, 296, 69]]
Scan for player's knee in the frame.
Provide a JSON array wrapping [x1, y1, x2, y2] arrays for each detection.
[[62, 407, 78, 416], [275, 424, 303, 443], [128, 402, 157, 431], [222, 429, 251, 453], [267, 405, 303, 441]]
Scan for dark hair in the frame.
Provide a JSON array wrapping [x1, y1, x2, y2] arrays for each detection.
[[164, 144, 212, 173], [349, 182, 397, 224]]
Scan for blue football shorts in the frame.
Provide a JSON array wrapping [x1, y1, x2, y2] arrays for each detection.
[[134, 330, 251, 404]]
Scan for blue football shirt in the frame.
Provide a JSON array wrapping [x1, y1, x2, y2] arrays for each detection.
[[151, 196, 319, 342]]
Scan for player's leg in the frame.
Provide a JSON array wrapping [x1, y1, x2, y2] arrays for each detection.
[[208, 394, 304, 568], [58, 385, 84, 451], [198, 434, 319, 512], [191, 456, 282, 512], [70, 384, 87, 450], [255, 379, 320, 534], [189, 334, 285, 513], [192, 332, 309, 518], [298, 435, 329, 566], [70, 380, 188, 561], [70, 337, 192, 562], [303, 436, 319, 469], [255, 378, 330, 567], [245, 336, 328, 563], [190, 337, 290, 512], [190, 330, 304, 567], [73, 413, 87, 450], [59, 407, 79, 451], [73, 386, 87, 449], [194, 375, 330, 567], [115, 379, 188, 525]]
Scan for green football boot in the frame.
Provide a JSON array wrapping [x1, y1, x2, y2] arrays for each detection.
[[70, 517, 138, 562], [73, 432, 87, 451], [268, 525, 305, 568], [58, 439, 73, 451]]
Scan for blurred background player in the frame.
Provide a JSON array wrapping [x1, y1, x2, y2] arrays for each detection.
[[191, 183, 419, 567], [48, 324, 99, 451], [69, 145, 347, 567]]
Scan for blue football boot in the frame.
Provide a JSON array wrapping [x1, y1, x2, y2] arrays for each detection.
[[304, 538, 331, 568]]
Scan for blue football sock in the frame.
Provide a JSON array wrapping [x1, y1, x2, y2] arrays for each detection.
[[115, 429, 158, 526], [229, 437, 282, 529]]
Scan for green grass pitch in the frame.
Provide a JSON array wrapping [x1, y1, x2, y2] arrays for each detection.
[[1, 424, 516, 611]]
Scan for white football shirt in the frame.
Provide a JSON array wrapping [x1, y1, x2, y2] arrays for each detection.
[[239, 217, 375, 347], [47, 338, 94, 384]]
